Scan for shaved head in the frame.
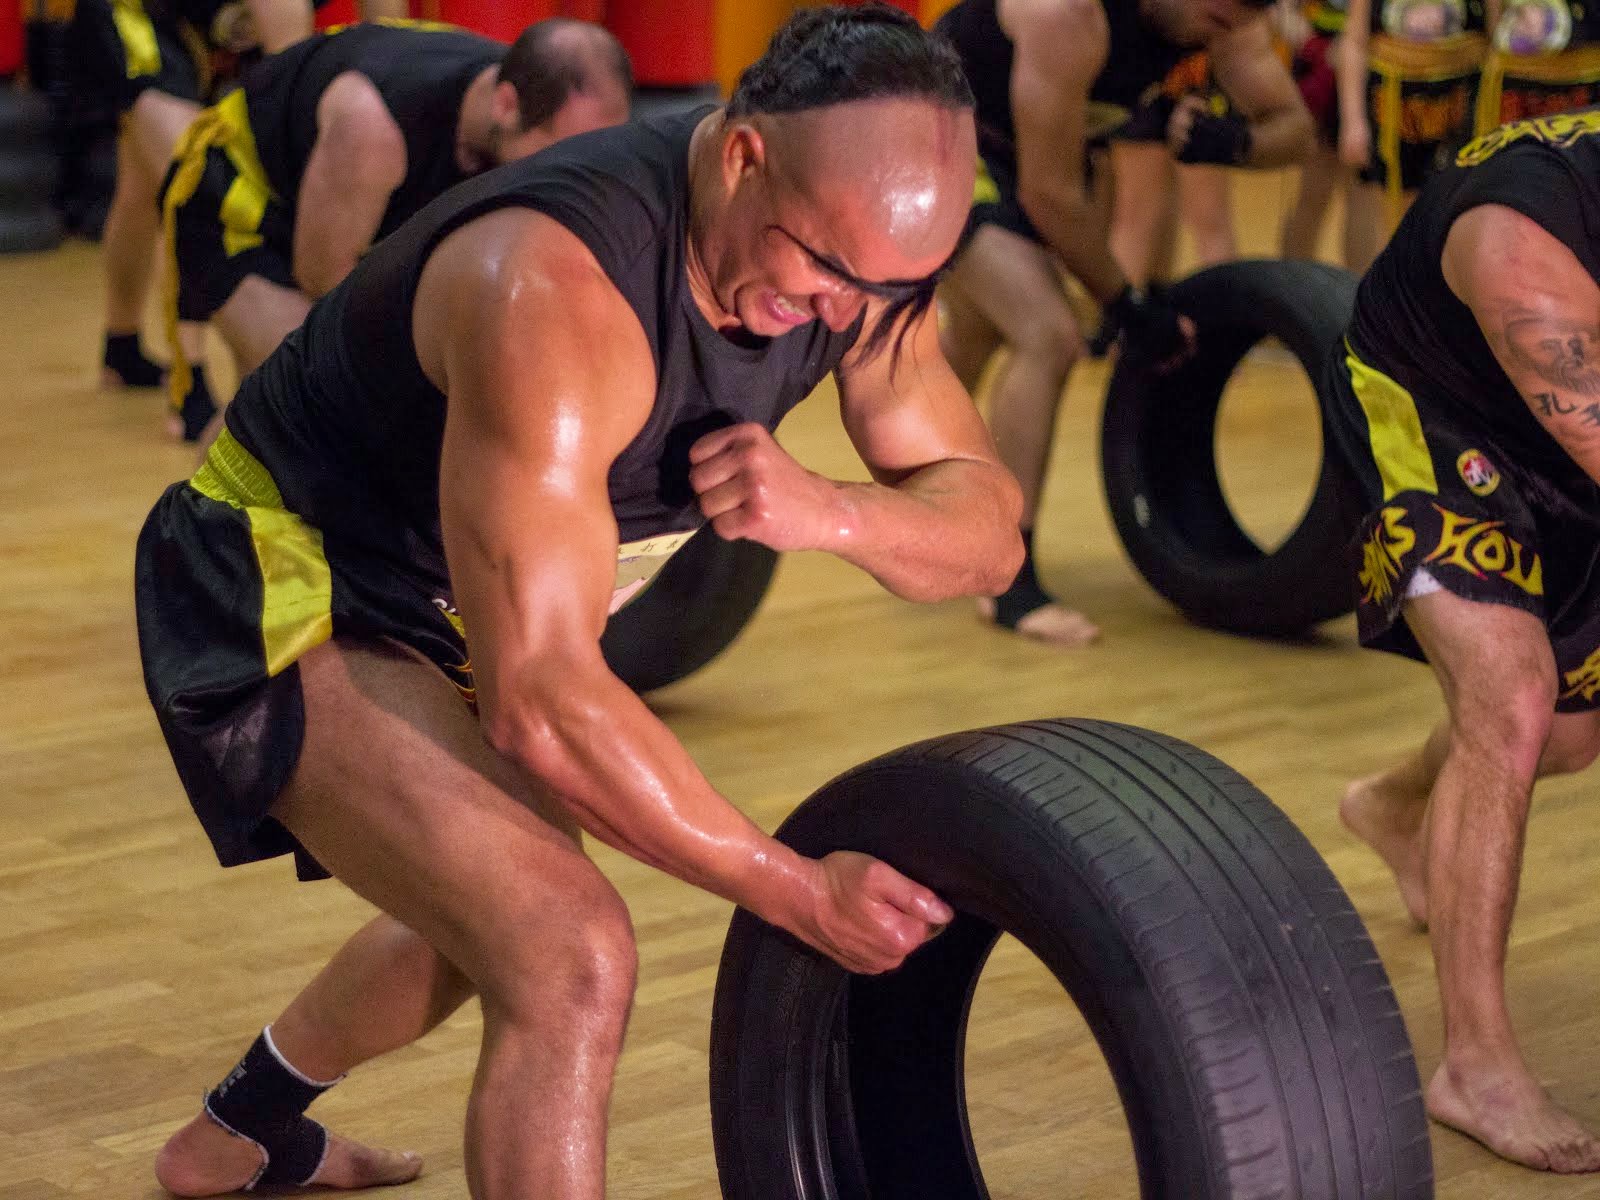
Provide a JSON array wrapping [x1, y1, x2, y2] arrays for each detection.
[[766, 98, 975, 270]]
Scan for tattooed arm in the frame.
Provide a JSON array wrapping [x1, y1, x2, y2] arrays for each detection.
[[1442, 202, 1600, 484]]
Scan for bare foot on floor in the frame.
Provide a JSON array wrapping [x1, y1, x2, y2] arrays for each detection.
[[1340, 774, 1428, 927], [976, 598, 1101, 647], [1428, 1060, 1600, 1173], [155, 1110, 423, 1196]]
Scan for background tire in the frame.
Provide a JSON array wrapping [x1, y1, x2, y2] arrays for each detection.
[[0, 204, 63, 254], [0, 148, 60, 206], [1101, 260, 1364, 636], [600, 526, 777, 693], [0, 85, 52, 145], [710, 718, 1431, 1200]]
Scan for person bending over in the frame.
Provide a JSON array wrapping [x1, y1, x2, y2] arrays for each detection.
[[161, 16, 632, 441], [935, 0, 1313, 645], [135, 6, 1022, 1196], [1331, 109, 1600, 1173]]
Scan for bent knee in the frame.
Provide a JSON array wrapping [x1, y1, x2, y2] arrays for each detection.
[[477, 870, 638, 1026], [1449, 680, 1557, 774], [1006, 311, 1082, 377]]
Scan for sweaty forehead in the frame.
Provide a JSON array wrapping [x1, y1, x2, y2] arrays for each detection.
[[770, 100, 975, 276]]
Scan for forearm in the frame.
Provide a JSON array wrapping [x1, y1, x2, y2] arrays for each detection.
[[819, 459, 1024, 602], [247, 0, 312, 54], [490, 663, 813, 922], [1021, 183, 1126, 304], [1243, 104, 1315, 168], [1335, 33, 1370, 130]]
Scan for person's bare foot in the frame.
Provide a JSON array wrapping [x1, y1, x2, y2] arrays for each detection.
[[155, 1110, 423, 1196], [976, 597, 1101, 647], [1340, 774, 1428, 927], [1428, 1058, 1600, 1173]]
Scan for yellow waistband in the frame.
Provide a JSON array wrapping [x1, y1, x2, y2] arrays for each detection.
[[1371, 31, 1487, 77], [190, 427, 285, 512]]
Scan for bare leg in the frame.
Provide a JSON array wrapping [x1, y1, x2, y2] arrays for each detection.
[[945, 225, 1098, 647], [1388, 591, 1600, 1172], [156, 639, 637, 1198], [937, 280, 1003, 397], [1174, 163, 1235, 271], [156, 914, 469, 1195], [1281, 144, 1338, 261], [1107, 140, 1175, 288], [1342, 705, 1600, 928], [214, 274, 312, 379], [1344, 180, 1390, 276], [101, 126, 161, 367]]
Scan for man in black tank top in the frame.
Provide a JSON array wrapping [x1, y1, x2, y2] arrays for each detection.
[[136, 8, 1023, 1194], [934, 0, 1314, 644], [160, 18, 633, 441], [1327, 111, 1600, 1173]]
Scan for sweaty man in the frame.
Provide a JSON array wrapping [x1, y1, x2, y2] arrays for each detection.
[[935, 0, 1314, 644], [135, 6, 1023, 1196], [1331, 110, 1600, 1173], [161, 17, 633, 441]]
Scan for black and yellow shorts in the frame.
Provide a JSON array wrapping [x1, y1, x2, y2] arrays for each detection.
[[967, 151, 1040, 244], [1363, 33, 1485, 198], [135, 428, 474, 880], [1474, 45, 1600, 131], [68, 0, 208, 115], [1330, 345, 1600, 712], [161, 89, 295, 324]]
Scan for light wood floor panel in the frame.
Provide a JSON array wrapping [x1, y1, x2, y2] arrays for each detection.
[[3, 177, 1598, 1198]]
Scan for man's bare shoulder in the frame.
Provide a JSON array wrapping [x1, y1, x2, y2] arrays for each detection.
[[1000, 0, 1107, 48]]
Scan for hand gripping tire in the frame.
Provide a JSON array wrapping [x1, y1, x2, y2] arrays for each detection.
[[710, 719, 1432, 1200], [1101, 260, 1364, 636], [600, 526, 778, 694]]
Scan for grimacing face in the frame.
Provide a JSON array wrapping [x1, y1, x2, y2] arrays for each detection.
[[706, 102, 976, 340]]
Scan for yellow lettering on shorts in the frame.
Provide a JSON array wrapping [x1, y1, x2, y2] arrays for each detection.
[[1562, 646, 1600, 702], [1423, 506, 1544, 594], [1359, 506, 1416, 605]]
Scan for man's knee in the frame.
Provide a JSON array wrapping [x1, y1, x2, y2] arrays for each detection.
[[1542, 713, 1600, 777], [478, 867, 638, 1030], [1447, 676, 1557, 777], [1007, 308, 1082, 378]]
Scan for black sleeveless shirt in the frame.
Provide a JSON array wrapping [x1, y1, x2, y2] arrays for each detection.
[[225, 107, 863, 585], [935, 0, 1190, 171], [1345, 112, 1600, 480], [243, 21, 503, 239]]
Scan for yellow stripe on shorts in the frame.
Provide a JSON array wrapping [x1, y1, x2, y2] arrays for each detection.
[[111, 0, 161, 79], [973, 156, 1000, 207], [1344, 343, 1439, 501], [190, 430, 334, 678]]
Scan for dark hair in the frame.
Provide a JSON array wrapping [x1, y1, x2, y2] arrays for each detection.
[[729, 4, 974, 364], [499, 18, 634, 130]]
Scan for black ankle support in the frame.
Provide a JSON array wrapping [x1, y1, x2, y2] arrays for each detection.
[[103, 332, 165, 388], [175, 366, 217, 443], [991, 528, 1055, 629], [203, 1029, 339, 1190]]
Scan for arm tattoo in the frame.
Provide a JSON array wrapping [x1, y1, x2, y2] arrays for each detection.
[[1505, 313, 1600, 396], [1532, 391, 1579, 416]]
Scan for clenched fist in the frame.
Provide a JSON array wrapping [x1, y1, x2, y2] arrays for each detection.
[[689, 423, 847, 551], [788, 851, 954, 975]]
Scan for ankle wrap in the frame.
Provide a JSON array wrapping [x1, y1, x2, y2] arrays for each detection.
[[203, 1027, 341, 1189], [991, 528, 1054, 628]]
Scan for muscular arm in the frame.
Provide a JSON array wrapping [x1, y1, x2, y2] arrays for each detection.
[[1003, 0, 1126, 302], [418, 210, 816, 926], [1442, 203, 1600, 483], [246, 0, 313, 54], [827, 308, 1024, 600], [292, 72, 406, 298], [1207, 15, 1315, 166]]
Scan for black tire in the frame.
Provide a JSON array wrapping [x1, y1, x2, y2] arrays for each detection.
[[600, 526, 777, 693], [1101, 260, 1364, 636], [0, 85, 53, 145], [0, 204, 63, 254], [0, 149, 60, 205], [710, 719, 1431, 1200]]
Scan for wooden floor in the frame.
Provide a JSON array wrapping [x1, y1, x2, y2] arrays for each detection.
[[3, 173, 1598, 1200]]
